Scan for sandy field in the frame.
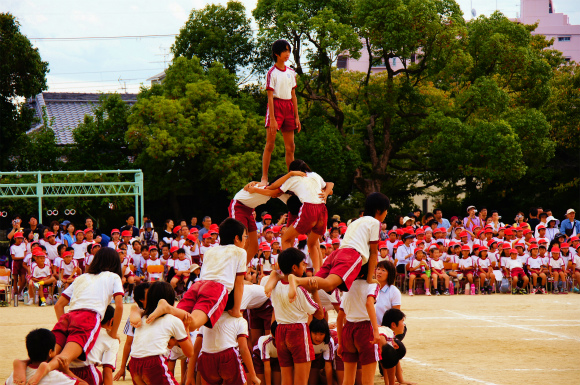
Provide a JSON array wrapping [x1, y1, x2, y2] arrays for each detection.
[[1, 293, 579, 385]]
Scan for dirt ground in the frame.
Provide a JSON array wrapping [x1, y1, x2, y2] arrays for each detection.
[[1, 293, 579, 385]]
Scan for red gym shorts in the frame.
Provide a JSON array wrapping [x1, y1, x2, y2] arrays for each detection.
[[316, 248, 363, 291], [11, 259, 27, 276], [252, 349, 281, 374], [276, 323, 315, 367], [409, 271, 424, 277], [287, 212, 298, 227], [249, 299, 273, 331], [177, 280, 228, 328], [52, 309, 101, 359], [198, 347, 247, 385], [128, 355, 178, 385], [265, 98, 296, 132], [341, 320, 380, 366], [229, 199, 258, 233], [510, 267, 525, 279], [70, 364, 102, 385], [294, 203, 328, 236]]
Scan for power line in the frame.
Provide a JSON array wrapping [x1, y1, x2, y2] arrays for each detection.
[[30, 34, 177, 41], [49, 78, 143, 85], [49, 68, 165, 75]]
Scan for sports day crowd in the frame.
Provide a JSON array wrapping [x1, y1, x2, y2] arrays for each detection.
[[2, 39, 580, 385]]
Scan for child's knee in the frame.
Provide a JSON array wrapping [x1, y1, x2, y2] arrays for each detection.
[[284, 140, 295, 153]]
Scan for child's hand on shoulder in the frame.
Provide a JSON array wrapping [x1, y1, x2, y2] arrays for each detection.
[[290, 171, 306, 177], [393, 340, 399, 349], [228, 309, 243, 318]]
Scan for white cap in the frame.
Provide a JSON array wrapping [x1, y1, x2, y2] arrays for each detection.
[[566, 209, 575, 215]]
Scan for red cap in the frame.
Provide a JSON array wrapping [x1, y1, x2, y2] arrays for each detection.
[[298, 234, 308, 241], [569, 236, 579, 242], [459, 231, 468, 238], [340, 227, 347, 234], [416, 229, 424, 235], [332, 238, 340, 244], [202, 233, 212, 239], [32, 248, 46, 257], [529, 238, 537, 243], [173, 226, 182, 234], [111, 229, 120, 235], [529, 244, 538, 250], [264, 227, 273, 233], [262, 245, 272, 252], [260, 241, 268, 247], [509, 248, 518, 254], [83, 228, 94, 234], [75, 230, 84, 235], [272, 239, 280, 244], [149, 245, 158, 251], [379, 242, 388, 249], [388, 230, 397, 235], [210, 224, 219, 230], [523, 229, 532, 235], [272, 225, 282, 233], [538, 239, 548, 244], [516, 226, 525, 231], [320, 243, 327, 248], [14, 232, 24, 238], [551, 246, 560, 253], [479, 246, 489, 251], [433, 228, 442, 234], [429, 244, 438, 250], [416, 239, 425, 245], [264, 214, 272, 219], [503, 242, 511, 249], [190, 228, 199, 234], [561, 243, 569, 248], [121, 230, 132, 237], [515, 242, 524, 248], [395, 241, 403, 248], [209, 230, 218, 235], [487, 240, 497, 247], [45, 231, 55, 237], [472, 244, 480, 250], [92, 243, 101, 248], [461, 245, 471, 251], [536, 224, 546, 230], [62, 251, 73, 258], [504, 229, 513, 235], [414, 248, 424, 255], [187, 234, 197, 242], [170, 246, 179, 253], [484, 228, 493, 234]]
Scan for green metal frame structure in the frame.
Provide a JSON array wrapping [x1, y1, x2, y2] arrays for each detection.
[[0, 170, 144, 227]]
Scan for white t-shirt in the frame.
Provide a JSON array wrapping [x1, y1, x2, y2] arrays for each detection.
[[265, 65, 297, 100], [200, 313, 248, 354], [199, 245, 212, 258], [5, 366, 77, 385], [233, 188, 271, 209], [60, 260, 79, 277], [395, 244, 414, 266], [200, 245, 247, 293], [573, 255, 580, 269], [174, 259, 191, 273], [271, 282, 319, 324], [131, 253, 142, 270], [526, 256, 544, 269], [279, 172, 326, 205], [255, 335, 278, 360], [477, 258, 491, 269], [32, 264, 51, 279], [339, 216, 380, 264], [70, 330, 120, 369], [72, 242, 87, 261], [108, 240, 122, 249], [44, 242, 60, 262], [505, 259, 524, 270], [121, 257, 132, 276], [458, 258, 474, 270], [375, 285, 401, 326], [430, 259, 444, 271], [386, 240, 398, 258], [241, 284, 269, 310], [131, 314, 188, 358], [378, 326, 395, 346], [62, 272, 124, 317], [313, 338, 335, 361], [549, 258, 565, 269], [10, 243, 26, 260], [341, 280, 379, 323], [319, 288, 341, 310]]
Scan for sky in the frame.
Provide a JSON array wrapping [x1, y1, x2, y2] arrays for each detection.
[[3, 0, 579, 94]]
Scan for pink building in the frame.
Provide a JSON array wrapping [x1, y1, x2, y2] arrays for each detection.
[[339, 0, 580, 71]]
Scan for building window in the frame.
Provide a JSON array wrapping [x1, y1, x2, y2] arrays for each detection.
[[411, 54, 416, 63], [371, 57, 385, 68], [549, 0, 553, 13], [558, 36, 571, 42], [564, 57, 571, 62], [337, 55, 348, 69], [422, 199, 428, 214], [392, 58, 397, 66]]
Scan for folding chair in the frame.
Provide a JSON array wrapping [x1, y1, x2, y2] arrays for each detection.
[[0, 267, 13, 306], [147, 265, 165, 282]]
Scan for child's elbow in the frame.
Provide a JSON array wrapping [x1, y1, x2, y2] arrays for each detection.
[[180, 341, 194, 358]]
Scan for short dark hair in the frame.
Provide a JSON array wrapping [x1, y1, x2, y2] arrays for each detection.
[[134, 282, 150, 309], [288, 159, 312, 173], [87, 247, 122, 277], [287, 195, 302, 216], [26, 329, 56, 362], [539, 212, 548, 219], [57, 244, 67, 254], [125, 214, 134, 221], [272, 39, 291, 60], [376, 260, 396, 286], [101, 305, 115, 325], [529, 207, 538, 217], [309, 318, 330, 344], [219, 218, 246, 245], [144, 282, 175, 317], [278, 247, 305, 275], [177, 248, 186, 255], [364, 192, 390, 217], [433, 208, 442, 215], [382, 308, 406, 329]]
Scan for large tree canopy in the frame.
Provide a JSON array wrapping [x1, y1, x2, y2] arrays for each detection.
[[0, 13, 48, 170]]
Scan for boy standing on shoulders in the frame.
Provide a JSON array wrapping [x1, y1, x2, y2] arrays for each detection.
[[262, 39, 301, 185]]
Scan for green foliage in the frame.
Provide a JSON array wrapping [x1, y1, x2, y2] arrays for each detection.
[[0, 13, 48, 171], [172, 1, 256, 74]]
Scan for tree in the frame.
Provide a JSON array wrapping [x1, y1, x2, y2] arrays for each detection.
[[172, 1, 256, 74], [0, 13, 48, 170], [126, 57, 286, 215], [66, 94, 133, 171]]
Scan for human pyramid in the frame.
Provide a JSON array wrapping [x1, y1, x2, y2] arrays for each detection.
[[7, 40, 409, 385]]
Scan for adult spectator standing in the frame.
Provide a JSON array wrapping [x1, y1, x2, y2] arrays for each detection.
[[189, 216, 202, 230], [138, 214, 154, 234], [560, 209, 580, 239], [24, 215, 44, 242], [198, 216, 212, 238], [84, 217, 105, 245], [161, 219, 174, 244], [119, 214, 139, 237], [6, 214, 23, 245], [433, 208, 450, 229], [478, 207, 488, 225], [463, 206, 482, 240], [448, 216, 462, 239], [527, 208, 541, 232], [489, 210, 504, 234]]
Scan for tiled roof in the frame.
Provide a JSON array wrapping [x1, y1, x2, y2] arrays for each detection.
[[27, 92, 138, 145]]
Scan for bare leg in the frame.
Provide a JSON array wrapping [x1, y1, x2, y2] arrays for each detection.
[[261, 128, 277, 184], [288, 274, 343, 301], [360, 362, 376, 385], [246, 231, 259, 263], [27, 342, 83, 385], [343, 362, 357, 385], [282, 226, 299, 251], [280, 366, 293, 385], [306, 233, 321, 273], [281, 130, 295, 171], [293, 361, 311, 385]]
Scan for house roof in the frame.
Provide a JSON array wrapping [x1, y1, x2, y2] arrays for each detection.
[[27, 92, 138, 145]]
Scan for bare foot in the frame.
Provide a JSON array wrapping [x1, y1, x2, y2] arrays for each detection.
[[258, 178, 268, 187], [288, 274, 297, 303], [26, 361, 50, 385], [12, 359, 28, 385], [146, 298, 170, 324]]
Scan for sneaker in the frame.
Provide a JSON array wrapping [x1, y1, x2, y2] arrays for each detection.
[[18, 294, 24, 301], [540, 287, 546, 294], [46, 296, 52, 305], [487, 286, 493, 294], [443, 289, 450, 296], [521, 288, 527, 295], [426, 290, 431, 296], [572, 287, 580, 293], [435, 290, 441, 296], [553, 288, 559, 294], [33, 282, 40, 289], [53, 294, 59, 303], [39, 299, 47, 307], [26, 299, 34, 306], [530, 287, 537, 294], [512, 288, 518, 295], [408, 290, 414, 296]]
